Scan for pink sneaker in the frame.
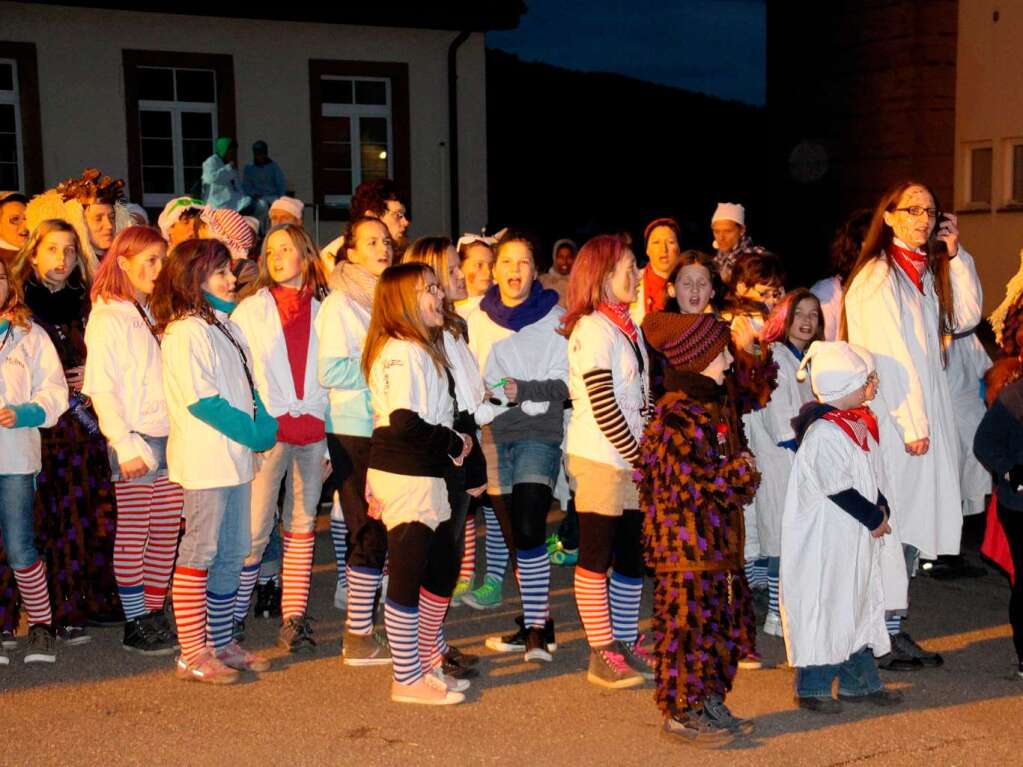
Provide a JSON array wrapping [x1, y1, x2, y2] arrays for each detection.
[[175, 648, 240, 685], [391, 672, 465, 705], [216, 640, 271, 672]]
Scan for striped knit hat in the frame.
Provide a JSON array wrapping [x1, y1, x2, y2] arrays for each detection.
[[642, 311, 730, 373], [201, 206, 256, 261]]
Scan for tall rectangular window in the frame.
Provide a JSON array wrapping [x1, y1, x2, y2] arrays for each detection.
[[136, 66, 217, 206], [1011, 143, 1023, 205], [123, 51, 235, 209], [0, 59, 23, 190], [310, 61, 410, 220], [969, 146, 992, 205]]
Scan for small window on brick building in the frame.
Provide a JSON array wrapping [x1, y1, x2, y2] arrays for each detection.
[[969, 146, 992, 205], [1010, 143, 1023, 205]]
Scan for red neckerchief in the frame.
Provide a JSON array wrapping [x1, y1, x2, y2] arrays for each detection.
[[888, 243, 927, 294], [598, 302, 639, 344], [643, 269, 668, 314], [823, 405, 880, 452]]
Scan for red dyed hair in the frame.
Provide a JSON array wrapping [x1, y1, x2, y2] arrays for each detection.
[[560, 234, 630, 337], [760, 288, 824, 346], [91, 225, 167, 303]]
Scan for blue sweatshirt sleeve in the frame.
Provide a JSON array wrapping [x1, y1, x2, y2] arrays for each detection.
[[188, 393, 278, 451], [827, 488, 885, 531], [319, 355, 367, 391], [10, 403, 46, 428]]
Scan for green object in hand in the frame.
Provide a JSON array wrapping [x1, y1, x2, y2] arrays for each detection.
[[490, 378, 509, 389]]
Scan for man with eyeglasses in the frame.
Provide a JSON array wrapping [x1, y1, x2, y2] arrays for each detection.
[[322, 178, 411, 267]]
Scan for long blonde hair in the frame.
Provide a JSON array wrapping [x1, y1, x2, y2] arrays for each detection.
[[0, 258, 32, 330], [361, 262, 448, 381], [401, 236, 466, 339], [241, 223, 328, 300], [12, 219, 88, 287]]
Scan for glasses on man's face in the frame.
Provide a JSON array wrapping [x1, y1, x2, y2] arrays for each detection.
[[894, 206, 939, 219], [419, 283, 443, 297]]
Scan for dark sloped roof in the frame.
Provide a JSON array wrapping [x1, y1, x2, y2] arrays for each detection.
[[18, 1, 526, 31]]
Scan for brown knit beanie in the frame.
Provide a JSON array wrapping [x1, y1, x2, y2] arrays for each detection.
[[642, 311, 730, 373]]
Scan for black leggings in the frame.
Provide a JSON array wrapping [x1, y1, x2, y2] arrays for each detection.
[[510, 483, 552, 552], [327, 434, 387, 570], [386, 497, 471, 608], [997, 501, 1023, 663], [577, 509, 644, 578]]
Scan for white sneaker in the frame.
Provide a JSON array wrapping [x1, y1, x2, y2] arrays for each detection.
[[762, 612, 783, 638], [334, 581, 348, 611], [391, 671, 464, 705], [430, 665, 470, 693]]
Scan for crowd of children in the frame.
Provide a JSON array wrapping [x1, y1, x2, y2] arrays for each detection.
[[3, 170, 1022, 751]]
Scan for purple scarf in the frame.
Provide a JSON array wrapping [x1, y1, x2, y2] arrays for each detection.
[[479, 281, 559, 331]]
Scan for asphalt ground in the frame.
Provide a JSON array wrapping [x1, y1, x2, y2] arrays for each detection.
[[3, 511, 1022, 767]]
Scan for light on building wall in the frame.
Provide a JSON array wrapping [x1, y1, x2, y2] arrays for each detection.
[[379, 150, 388, 160]]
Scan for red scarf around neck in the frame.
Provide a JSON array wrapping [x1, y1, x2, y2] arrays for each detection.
[[888, 243, 928, 294], [643, 268, 669, 314], [598, 302, 639, 344], [823, 405, 879, 452]]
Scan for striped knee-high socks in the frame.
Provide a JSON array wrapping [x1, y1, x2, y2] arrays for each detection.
[[384, 599, 421, 685], [14, 560, 52, 627], [459, 516, 476, 583], [574, 566, 612, 647], [233, 564, 260, 623], [609, 571, 642, 645], [418, 588, 450, 671], [330, 492, 348, 590], [281, 530, 315, 619], [206, 589, 236, 649], [143, 476, 184, 613], [347, 566, 382, 634], [172, 566, 207, 662], [113, 481, 155, 620], [516, 545, 550, 630], [483, 505, 510, 581]]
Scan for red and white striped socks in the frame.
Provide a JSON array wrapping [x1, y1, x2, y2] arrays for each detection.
[[574, 566, 613, 647], [145, 477, 184, 612], [14, 560, 52, 627], [114, 477, 184, 621], [281, 530, 315, 619], [418, 588, 450, 671], [172, 566, 208, 662], [459, 516, 476, 583]]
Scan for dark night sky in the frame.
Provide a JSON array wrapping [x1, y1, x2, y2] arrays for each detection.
[[487, 0, 766, 106]]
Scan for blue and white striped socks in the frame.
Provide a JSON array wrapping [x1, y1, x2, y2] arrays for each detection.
[[330, 495, 348, 590], [483, 505, 509, 581], [767, 556, 780, 617], [609, 571, 642, 644], [119, 584, 146, 621], [347, 566, 382, 635], [207, 590, 236, 649], [234, 564, 260, 622], [384, 599, 421, 685], [886, 615, 902, 635], [516, 545, 550, 630]]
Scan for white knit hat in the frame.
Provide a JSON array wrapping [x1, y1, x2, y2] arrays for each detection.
[[797, 341, 876, 403], [270, 195, 304, 221], [711, 202, 745, 227]]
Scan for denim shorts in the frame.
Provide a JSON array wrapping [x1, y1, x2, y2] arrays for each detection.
[[107, 434, 168, 482], [484, 436, 561, 495]]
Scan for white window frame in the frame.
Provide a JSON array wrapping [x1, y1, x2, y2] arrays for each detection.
[[137, 66, 218, 208], [962, 141, 993, 209], [0, 58, 25, 192], [320, 76, 393, 208], [1003, 137, 1023, 207]]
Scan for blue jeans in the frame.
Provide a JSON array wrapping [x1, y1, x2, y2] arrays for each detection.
[[796, 646, 884, 699], [494, 440, 561, 494], [0, 473, 38, 569], [177, 484, 252, 594], [107, 434, 168, 482]]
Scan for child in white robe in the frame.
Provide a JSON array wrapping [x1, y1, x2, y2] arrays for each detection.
[[781, 341, 904, 713]]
